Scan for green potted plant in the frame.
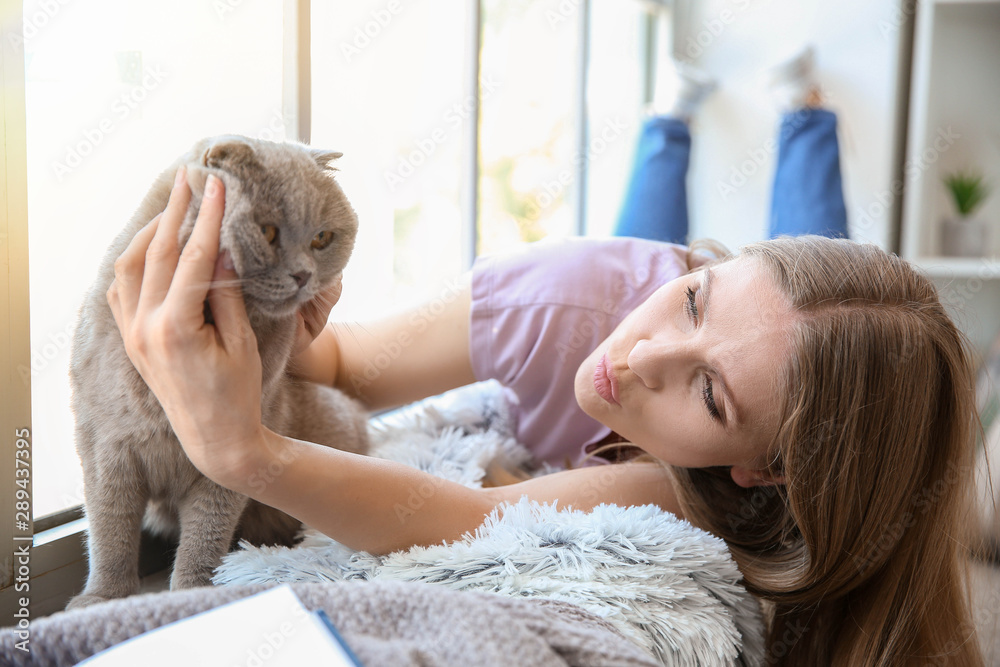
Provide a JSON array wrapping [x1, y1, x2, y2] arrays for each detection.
[[941, 170, 991, 257]]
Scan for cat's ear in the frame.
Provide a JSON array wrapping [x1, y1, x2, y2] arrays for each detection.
[[201, 139, 261, 175], [311, 149, 343, 172]]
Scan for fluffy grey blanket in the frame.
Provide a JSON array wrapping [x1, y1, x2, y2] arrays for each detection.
[[0, 580, 659, 666], [214, 381, 765, 666]]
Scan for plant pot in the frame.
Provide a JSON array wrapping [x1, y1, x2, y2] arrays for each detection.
[[940, 217, 988, 258]]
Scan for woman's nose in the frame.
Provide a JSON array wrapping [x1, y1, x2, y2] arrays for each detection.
[[627, 338, 693, 389]]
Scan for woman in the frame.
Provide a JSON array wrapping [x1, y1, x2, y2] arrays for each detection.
[[107, 166, 984, 663]]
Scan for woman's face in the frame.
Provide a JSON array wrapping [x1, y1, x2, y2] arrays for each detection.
[[575, 256, 795, 487]]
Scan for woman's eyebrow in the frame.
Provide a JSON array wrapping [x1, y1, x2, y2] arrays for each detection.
[[701, 267, 743, 427], [702, 265, 714, 314]]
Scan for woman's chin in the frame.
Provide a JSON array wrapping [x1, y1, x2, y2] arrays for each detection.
[[575, 369, 613, 428], [573, 365, 600, 418]]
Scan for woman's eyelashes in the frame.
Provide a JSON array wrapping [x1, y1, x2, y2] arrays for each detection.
[[684, 286, 699, 322], [702, 375, 722, 422], [682, 287, 721, 422]]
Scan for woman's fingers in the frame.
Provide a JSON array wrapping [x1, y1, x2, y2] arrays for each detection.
[[168, 174, 226, 325], [324, 273, 344, 311], [108, 214, 162, 330], [305, 276, 344, 338], [207, 249, 254, 352], [139, 166, 191, 307], [289, 275, 344, 356]]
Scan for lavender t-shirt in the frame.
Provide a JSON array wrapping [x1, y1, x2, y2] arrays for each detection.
[[469, 236, 690, 468]]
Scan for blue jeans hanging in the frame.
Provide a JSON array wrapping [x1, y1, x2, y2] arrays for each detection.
[[613, 108, 848, 242]]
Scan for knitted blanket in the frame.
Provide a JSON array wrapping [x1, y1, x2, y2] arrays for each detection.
[[0, 581, 659, 666], [214, 381, 765, 666]]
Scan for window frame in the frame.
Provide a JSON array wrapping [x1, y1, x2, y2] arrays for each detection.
[[1, 0, 36, 619]]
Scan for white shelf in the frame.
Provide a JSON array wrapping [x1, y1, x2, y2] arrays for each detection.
[[899, 1, 1000, 268]]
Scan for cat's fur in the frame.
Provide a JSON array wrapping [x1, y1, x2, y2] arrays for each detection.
[[66, 136, 369, 610]]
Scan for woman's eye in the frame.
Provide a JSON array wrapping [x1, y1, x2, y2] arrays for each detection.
[[311, 230, 334, 250], [261, 224, 278, 244], [702, 376, 722, 422], [684, 287, 699, 322]]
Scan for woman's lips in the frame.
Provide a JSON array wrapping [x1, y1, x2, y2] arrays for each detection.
[[594, 354, 620, 406]]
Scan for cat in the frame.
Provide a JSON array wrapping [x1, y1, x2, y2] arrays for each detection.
[[66, 135, 370, 610]]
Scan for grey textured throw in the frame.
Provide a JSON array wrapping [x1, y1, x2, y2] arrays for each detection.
[[0, 580, 659, 666]]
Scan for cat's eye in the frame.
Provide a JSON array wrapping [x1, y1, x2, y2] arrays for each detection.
[[261, 224, 278, 244], [311, 230, 335, 250]]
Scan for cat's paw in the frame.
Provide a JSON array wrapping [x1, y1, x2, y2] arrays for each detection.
[[65, 593, 110, 611], [169, 571, 214, 591]]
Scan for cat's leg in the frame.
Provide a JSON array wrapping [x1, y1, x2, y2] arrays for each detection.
[[227, 381, 368, 548], [170, 477, 249, 590], [66, 449, 149, 610], [279, 380, 369, 455], [235, 499, 304, 547]]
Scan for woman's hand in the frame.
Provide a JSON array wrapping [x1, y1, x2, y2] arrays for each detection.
[[287, 276, 345, 388], [292, 275, 343, 357], [106, 167, 268, 487]]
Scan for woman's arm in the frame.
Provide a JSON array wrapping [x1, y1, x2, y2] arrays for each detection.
[[221, 428, 680, 555], [289, 275, 476, 411], [225, 428, 497, 553]]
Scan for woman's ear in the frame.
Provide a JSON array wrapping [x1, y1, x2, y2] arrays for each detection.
[[730, 465, 786, 488]]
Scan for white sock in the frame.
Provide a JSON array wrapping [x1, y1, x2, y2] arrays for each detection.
[[766, 46, 820, 112], [652, 60, 717, 121]]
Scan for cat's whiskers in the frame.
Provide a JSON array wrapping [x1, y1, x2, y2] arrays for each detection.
[[329, 321, 368, 381], [182, 278, 248, 294], [349, 321, 374, 341], [311, 292, 336, 310], [331, 320, 371, 346]]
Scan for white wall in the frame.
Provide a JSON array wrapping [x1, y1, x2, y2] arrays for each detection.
[[667, 0, 908, 251]]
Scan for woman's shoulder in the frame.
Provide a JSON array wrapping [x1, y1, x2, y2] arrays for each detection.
[[497, 235, 689, 271], [473, 236, 689, 312]]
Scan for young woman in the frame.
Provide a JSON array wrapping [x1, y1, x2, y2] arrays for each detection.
[[106, 166, 984, 663], [105, 47, 983, 667]]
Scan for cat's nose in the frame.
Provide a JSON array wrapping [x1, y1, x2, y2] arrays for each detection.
[[291, 271, 312, 288]]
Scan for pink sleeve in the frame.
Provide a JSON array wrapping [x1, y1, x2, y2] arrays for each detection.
[[469, 236, 688, 467]]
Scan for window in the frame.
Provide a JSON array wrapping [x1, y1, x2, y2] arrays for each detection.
[[24, 1, 286, 521], [310, 0, 470, 314], [1, 0, 653, 616]]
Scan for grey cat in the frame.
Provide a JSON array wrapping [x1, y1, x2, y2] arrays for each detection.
[[66, 135, 369, 610]]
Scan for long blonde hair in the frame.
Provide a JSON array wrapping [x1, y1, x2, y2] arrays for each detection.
[[667, 235, 985, 665]]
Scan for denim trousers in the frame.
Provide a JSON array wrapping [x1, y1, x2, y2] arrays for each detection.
[[613, 108, 848, 243]]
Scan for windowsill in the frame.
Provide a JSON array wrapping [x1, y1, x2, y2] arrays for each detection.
[[0, 517, 176, 620]]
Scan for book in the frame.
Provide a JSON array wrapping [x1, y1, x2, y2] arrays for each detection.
[[77, 584, 362, 666]]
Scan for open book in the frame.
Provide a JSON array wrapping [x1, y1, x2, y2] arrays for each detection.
[[77, 585, 362, 666]]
